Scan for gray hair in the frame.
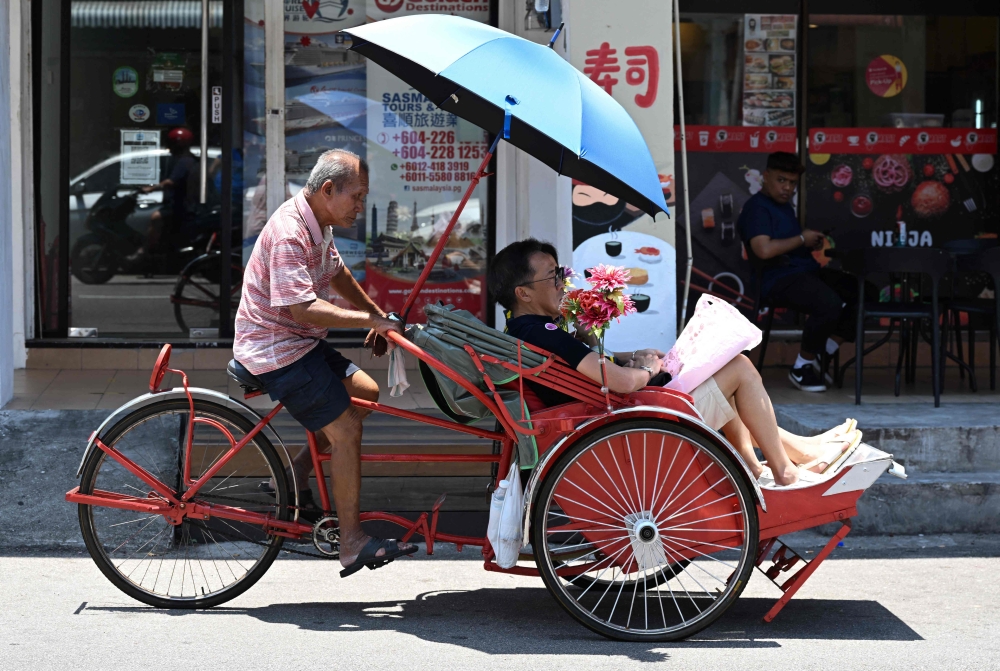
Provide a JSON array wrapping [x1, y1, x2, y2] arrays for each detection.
[[304, 149, 369, 195]]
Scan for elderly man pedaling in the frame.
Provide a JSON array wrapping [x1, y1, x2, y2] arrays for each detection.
[[233, 149, 416, 576], [487, 239, 860, 487]]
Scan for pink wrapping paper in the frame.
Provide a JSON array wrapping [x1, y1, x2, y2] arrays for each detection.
[[663, 295, 762, 394]]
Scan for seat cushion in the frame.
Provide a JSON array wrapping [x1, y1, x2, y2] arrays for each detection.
[[227, 359, 266, 393]]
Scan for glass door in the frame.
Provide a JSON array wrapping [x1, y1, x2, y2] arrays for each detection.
[[63, 0, 239, 337]]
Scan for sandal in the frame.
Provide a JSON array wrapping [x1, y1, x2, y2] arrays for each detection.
[[340, 537, 418, 578]]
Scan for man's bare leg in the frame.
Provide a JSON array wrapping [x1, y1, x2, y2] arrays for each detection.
[[287, 371, 378, 487], [712, 355, 799, 485]]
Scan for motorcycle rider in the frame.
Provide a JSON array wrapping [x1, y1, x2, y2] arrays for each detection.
[[129, 127, 200, 264]]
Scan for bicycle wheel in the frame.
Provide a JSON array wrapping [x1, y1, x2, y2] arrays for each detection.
[[71, 233, 117, 284], [533, 420, 758, 641], [172, 253, 243, 334], [78, 399, 290, 609]]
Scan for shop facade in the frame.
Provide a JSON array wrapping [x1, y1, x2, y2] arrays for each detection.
[[3, 0, 587, 362], [673, 0, 999, 324]]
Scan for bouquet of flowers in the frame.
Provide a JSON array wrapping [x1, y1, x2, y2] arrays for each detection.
[[560, 264, 637, 340]]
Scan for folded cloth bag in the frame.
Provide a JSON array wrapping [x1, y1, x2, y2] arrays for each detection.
[[663, 295, 762, 394]]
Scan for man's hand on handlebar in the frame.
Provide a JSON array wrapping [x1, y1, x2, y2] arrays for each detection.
[[365, 314, 403, 357]]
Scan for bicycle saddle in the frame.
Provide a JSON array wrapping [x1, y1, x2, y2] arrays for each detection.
[[227, 359, 266, 394]]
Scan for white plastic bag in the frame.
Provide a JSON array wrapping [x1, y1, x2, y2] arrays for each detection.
[[489, 465, 524, 569], [663, 295, 762, 394], [388, 347, 410, 398]]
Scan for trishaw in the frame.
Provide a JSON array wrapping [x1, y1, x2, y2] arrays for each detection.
[[66, 15, 904, 642]]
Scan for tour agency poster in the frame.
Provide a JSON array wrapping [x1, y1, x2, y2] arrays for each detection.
[[363, 0, 491, 322], [568, 0, 677, 352]]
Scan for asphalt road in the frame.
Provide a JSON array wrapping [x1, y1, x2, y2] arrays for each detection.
[[3, 534, 998, 671]]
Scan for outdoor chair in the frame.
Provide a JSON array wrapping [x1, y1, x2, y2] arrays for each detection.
[[838, 247, 951, 407], [945, 246, 1000, 392]]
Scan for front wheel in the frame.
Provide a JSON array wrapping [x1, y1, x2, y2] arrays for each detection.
[[532, 420, 758, 641], [78, 399, 289, 609], [71, 233, 117, 284]]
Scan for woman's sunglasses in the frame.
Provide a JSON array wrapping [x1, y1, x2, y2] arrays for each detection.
[[519, 266, 568, 289]]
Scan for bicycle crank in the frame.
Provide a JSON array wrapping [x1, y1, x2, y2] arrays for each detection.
[[312, 516, 340, 558]]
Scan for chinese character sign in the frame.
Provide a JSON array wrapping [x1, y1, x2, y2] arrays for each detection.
[[569, 0, 677, 352], [583, 43, 659, 109]]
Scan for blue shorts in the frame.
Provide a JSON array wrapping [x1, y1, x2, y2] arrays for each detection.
[[256, 340, 361, 432]]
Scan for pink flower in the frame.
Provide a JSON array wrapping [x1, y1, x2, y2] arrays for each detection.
[[587, 264, 630, 292]]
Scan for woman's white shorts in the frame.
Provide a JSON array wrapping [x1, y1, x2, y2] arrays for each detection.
[[690, 375, 737, 430]]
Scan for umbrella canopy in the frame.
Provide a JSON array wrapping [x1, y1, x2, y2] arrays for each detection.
[[343, 15, 668, 218]]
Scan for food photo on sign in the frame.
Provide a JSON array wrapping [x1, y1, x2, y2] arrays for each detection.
[[806, 128, 999, 251]]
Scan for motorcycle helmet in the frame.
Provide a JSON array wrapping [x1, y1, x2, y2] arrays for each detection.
[[167, 127, 194, 149]]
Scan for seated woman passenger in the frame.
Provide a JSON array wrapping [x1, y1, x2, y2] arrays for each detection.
[[487, 239, 858, 487]]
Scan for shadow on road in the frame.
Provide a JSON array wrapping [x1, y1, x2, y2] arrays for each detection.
[[86, 587, 921, 659]]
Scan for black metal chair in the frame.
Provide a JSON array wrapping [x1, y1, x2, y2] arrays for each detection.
[[946, 246, 1000, 391], [839, 248, 951, 407]]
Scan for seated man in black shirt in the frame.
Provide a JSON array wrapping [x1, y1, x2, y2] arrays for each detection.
[[488, 238, 858, 487]]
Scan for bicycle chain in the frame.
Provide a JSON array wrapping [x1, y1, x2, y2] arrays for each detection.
[[182, 491, 338, 560]]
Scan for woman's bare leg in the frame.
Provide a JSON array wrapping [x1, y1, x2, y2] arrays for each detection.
[[721, 405, 765, 478], [712, 355, 798, 485]]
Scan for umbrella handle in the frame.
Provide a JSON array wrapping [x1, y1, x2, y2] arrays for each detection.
[[547, 22, 564, 49], [400, 132, 503, 324]]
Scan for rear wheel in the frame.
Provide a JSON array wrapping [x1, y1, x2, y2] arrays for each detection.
[[78, 399, 289, 609], [172, 253, 243, 334], [533, 420, 758, 641]]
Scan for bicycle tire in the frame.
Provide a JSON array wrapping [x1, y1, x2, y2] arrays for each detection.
[[78, 399, 290, 609], [532, 419, 758, 641]]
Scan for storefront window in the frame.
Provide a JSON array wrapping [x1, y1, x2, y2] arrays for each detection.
[[62, 1, 229, 336], [805, 14, 998, 250], [676, 14, 745, 126], [808, 15, 998, 129], [241, 1, 493, 328]]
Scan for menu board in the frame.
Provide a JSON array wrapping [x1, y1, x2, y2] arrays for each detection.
[[742, 14, 796, 128]]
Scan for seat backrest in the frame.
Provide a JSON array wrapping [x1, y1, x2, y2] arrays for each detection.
[[962, 246, 1000, 285], [840, 247, 951, 283]]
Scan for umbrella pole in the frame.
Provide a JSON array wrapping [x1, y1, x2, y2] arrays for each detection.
[[673, 0, 694, 333], [400, 133, 502, 324]]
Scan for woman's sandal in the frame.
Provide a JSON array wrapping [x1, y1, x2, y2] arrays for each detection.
[[340, 537, 418, 578]]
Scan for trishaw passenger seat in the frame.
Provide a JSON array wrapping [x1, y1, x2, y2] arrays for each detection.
[[227, 359, 266, 394]]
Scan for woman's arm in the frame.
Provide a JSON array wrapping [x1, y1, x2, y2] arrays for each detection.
[[577, 351, 662, 393]]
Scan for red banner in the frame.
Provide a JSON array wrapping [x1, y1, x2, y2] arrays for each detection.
[[674, 126, 797, 153], [809, 128, 998, 155], [360, 263, 483, 323]]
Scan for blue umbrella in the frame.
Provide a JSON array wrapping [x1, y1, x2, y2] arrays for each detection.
[[342, 15, 668, 218]]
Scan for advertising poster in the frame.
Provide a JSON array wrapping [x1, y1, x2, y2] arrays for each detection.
[[742, 14, 796, 128], [242, 1, 491, 323], [363, 61, 489, 319], [807, 128, 999, 250], [672, 126, 798, 325], [568, 0, 676, 352]]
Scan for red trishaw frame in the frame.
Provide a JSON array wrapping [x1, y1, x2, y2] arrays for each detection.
[[67, 141, 864, 622]]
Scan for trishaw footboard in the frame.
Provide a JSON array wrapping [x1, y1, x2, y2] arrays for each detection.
[[756, 519, 853, 623]]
